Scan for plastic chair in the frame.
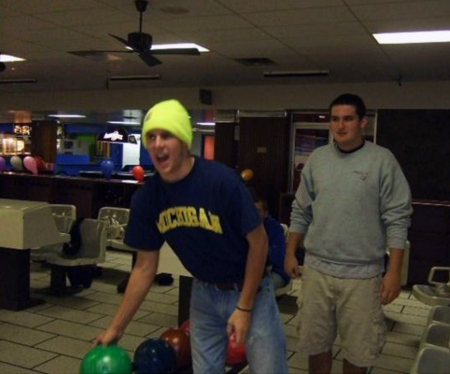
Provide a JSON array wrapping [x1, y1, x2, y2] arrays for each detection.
[[410, 346, 450, 374], [420, 322, 450, 351], [31, 204, 76, 261], [45, 219, 107, 295], [427, 305, 450, 325], [413, 267, 450, 306], [97, 207, 130, 245]]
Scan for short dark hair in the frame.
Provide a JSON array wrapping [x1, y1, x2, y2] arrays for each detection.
[[329, 93, 366, 119], [254, 198, 269, 212]]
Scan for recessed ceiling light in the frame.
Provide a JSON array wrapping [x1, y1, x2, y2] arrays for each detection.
[[374, 30, 450, 44], [0, 54, 26, 62], [108, 121, 141, 125], [48, 114, 86, 118]]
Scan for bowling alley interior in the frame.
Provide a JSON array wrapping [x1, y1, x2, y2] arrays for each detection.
[[1, 1, 450, 373]]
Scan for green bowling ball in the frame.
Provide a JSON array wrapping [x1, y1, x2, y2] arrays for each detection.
[[80, 345, 132, 374]]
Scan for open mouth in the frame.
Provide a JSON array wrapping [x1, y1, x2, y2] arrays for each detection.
[[155, 154, 169, 164]]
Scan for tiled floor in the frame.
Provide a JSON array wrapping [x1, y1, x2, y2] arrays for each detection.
[[0, 250, 431, 374]]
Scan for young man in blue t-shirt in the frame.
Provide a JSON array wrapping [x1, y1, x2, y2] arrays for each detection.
[[254, 198, 290, 289], [96, 99, 288, 374]]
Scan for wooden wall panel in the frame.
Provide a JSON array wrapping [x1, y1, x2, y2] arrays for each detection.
[[238, 116, 290, 217], [31, 121, 57, 163], [377, 110, 450, 201], [214, 122, 238, 169]]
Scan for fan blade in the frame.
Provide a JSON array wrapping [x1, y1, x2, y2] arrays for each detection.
[[139, 52, 162, 67], [150, 48, 201, 56], [109, 33, 132, 49], [69, 50, 133, 62]]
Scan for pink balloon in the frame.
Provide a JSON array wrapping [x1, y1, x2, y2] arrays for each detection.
[[23, 156, 38, 175]]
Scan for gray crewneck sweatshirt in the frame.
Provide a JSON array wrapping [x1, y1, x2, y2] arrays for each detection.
[[290, 141, 412, 278]]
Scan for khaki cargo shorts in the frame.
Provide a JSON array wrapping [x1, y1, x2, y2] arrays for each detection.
[[296, 266, 386, 367]]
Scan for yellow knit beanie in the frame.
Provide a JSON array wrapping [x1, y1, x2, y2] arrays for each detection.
[[141, 99, 192, 149]]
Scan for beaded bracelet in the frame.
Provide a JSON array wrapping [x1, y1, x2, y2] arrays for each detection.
[[236, 305, 253, 313]]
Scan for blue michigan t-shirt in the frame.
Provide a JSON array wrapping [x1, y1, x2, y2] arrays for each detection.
[[124, 157, 261, 283]]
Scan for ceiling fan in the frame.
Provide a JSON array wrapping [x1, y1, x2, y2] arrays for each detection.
[[69, 0, 200, 67]]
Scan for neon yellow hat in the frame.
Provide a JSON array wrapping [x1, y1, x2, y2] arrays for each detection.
[[141, 99, 192, 149]]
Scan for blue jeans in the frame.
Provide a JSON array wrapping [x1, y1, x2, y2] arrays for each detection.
[[190, 276, 289, 374]]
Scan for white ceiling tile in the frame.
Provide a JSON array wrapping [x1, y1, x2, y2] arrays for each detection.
[[382, 43, 450, 80], [206, 38, 302, 58], [96, 0, 232, 18], [350, 0, 450, 21], [345, 0, 438, 4], [218, 0, 341, 13], [282, 33, 378, 50], [364, 17, 450, 33], [0, 0, 100, 14], [150, 0, 232, 17], [0, 4, 22, 17], [33, 7, 135, 27], [33, 37, 123, 53], [152, 14, 252, 32], [0, 15, 58, 37], [243, 6, 355, 26], [263, 22, 368, 39], [16, 27, 89, 44], [0, 40, 53, 54], [182, 28, 269, 43], [69, 22, 167, 39]]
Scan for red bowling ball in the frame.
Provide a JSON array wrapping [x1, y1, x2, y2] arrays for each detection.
[[160, 327, 192, 369], [179, 319, 190, 332], [226, 332, 246, 366]]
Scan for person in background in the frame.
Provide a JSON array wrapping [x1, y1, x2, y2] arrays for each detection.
[[96, 99, 288, 374], [254, 198, 290, 290], [285, 93, 412, 374]]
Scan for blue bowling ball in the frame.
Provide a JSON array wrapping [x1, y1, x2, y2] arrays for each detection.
[[134, 338, 176, 374]]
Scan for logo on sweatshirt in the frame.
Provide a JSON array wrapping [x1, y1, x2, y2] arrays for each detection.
[[157, 206, 223, 234], [354, 171, 369, 181]]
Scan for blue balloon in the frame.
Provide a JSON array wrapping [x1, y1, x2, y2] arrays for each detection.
[[134, 338, 176, 374], [101, 160, 114, 180]]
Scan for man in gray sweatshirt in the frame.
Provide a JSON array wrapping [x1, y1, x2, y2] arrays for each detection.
[[285, 93, 412, 374]]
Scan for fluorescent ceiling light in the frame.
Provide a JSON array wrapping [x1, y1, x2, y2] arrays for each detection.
[[125, 43, 208, 52], [108, 120, 141, 125], [374, 30, 450, 44], [48, 114, 86, 118], [0, 54, 26, 62], [196, 122, 215, 126], [150, 43, 209, 52]]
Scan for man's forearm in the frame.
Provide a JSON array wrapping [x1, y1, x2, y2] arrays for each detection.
[[387, 247, 404, 275], [286, 231, 305, 257], [239, 225, 269, 310]]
